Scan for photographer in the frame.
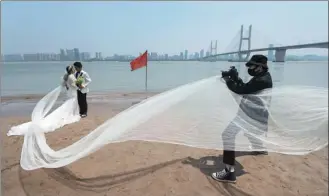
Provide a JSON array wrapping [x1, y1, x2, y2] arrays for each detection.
[[211, 54, 273, 183]]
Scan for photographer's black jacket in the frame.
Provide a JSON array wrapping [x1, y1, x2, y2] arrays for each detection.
[[224, 71, 273, 127], [224, 72, 272, 94]]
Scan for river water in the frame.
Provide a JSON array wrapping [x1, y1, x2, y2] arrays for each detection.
[[1, 61, 328, 96]]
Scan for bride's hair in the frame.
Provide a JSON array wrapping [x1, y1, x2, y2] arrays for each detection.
[[66, 65, 74, 74], [63, 65, 75, 90]]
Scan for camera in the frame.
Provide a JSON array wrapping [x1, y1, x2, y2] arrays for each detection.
[[221, 66, 238, 79]]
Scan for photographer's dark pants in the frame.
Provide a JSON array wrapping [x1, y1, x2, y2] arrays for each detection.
[[77, 90, 88, 115], [222, 119, 267, 166]]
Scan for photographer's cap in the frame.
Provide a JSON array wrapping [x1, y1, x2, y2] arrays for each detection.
[[246, 55, 268, 69]]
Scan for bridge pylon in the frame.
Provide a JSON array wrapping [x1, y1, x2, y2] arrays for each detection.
[[210, 40, 218, 56], [209, 40, 218, 61], [238, 25, 252, 61]]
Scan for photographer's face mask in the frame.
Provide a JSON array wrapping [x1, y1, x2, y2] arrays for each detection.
[[247, 65, 260, 76]]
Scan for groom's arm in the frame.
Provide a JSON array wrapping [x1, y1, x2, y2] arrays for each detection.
[[83, 72, 92, 87]]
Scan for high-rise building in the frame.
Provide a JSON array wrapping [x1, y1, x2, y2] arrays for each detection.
[[23, 54, 38, 61], [172, 55, 179, 60], [37, 53, 48, 61], [184, 50, 188, 60], [4, 54, 23, 62], [95, 52, 102, 60], [66, 49, 75, 61], [164, 54, 169, 60], [39, 53, 50, 61], [150, 52, 158, 60], [60, 49, 66, 61], [206, 51, 210, 57], [194, 52, 200, 59], [80, 52, 91, 61], [200, 49, 204, 58], [73, 48, 80, 61], [55, 54, 60, 61], [44, 53, 51, 61], [268, 44, 274, 61], [48, 53, 59, 61], [180, 52, 184, 60]]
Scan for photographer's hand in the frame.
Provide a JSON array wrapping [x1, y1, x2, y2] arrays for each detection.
[[231, 68, 239, 81], [221, 71, 226, 78], [222, 76, 231, 83], [231, 74, 239, 82]]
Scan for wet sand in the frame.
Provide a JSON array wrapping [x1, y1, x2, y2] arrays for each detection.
[[1, 92, 328, 196]]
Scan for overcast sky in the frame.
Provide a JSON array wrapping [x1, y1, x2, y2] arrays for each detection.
[[1, 1, 328, 56]]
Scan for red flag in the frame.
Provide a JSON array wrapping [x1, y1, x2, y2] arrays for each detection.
[[130, 50, 148, 71]]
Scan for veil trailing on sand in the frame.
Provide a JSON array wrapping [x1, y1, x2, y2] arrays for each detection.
[[7, 76, 328, 170], [7, 86, 81, 136]]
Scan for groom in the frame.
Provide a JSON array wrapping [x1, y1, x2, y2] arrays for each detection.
[[73, 62, 92, 118]]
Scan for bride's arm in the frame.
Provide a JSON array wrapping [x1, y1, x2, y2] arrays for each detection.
[[61, 75, 69, 90]]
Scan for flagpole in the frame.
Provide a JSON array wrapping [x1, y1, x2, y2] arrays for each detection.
[[145, 64, 148, 92], [145, 50, 148, 93]]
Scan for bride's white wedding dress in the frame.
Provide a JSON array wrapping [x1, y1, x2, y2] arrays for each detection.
[[7, 74, 81, 136]]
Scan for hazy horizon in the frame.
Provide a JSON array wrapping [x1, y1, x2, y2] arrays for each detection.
[[1, 1, 328, 56]]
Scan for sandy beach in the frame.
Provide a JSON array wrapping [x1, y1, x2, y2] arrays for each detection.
[[1, 92, 328, 196]]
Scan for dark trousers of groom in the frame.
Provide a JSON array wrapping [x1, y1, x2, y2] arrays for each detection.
[[77, 90, 88, 115]]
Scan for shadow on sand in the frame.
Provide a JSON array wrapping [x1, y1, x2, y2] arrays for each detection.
[[19, 157, 187, 195], [182, 152, 255, 196], [18, 152, 256, 196]]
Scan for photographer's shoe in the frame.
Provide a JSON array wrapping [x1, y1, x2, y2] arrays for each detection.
[[211, 169, 236, 183]]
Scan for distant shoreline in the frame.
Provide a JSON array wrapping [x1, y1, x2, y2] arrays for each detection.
[[1, 59, 328, 63], [1, 91, 160, 103], [0, 91, 160, 117], [1, 60, 202, 63]]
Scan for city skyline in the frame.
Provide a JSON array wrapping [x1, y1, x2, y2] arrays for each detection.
[[0, 47, 208, 62], [1, 47, 327, 63], [1, 2, 328, 56]]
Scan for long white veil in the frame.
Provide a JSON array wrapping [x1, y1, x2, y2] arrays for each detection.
[[7, 76, 328, 170], [7, 86, 81, 136]]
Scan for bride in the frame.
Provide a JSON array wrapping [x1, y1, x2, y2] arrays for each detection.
[[7, 65, 81, 136]]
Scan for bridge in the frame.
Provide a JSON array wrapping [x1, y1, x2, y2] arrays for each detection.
[[202, 25, 328, 62]]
